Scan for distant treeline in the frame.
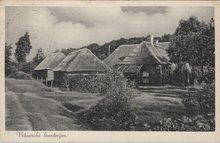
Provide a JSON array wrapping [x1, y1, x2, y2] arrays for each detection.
[[60, 34, 171, 60]]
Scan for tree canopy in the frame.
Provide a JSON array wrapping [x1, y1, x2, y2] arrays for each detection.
[[32, 48, 46, 66], [15, 32, 32, 63], [5, 43, 13, 76], [167, 16, 214, 75]]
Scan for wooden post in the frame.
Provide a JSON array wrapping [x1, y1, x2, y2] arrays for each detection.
[[159, 65, 162, 85], [51, 80, 53, 88]]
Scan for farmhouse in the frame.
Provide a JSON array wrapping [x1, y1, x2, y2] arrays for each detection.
[[34, 52, 66, 85], [104, 36, 171, 86], [53, 48, 111, 83]]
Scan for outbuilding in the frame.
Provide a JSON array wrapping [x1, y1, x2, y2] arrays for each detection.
[[34, 52, 66, 86], [53, 48, 111, 85]]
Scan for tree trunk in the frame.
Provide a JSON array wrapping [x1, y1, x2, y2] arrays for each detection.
[[18, 63, 22, 71], [201, 66, 204, 76]]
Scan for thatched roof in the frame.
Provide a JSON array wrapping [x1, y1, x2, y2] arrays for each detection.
[[155, 42, 170, 49], [53, 48, 110, 72], [115, 64, 143, 74], [103, 44, 138, 67], [120, 41, 170, 65], [34, 52, 66, 70]]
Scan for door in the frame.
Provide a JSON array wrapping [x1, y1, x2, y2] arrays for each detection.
[[47, 70, 54, 81]]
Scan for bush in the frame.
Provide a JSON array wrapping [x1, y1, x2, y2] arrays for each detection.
[[8, 71, 33, 80], [180, 81, 215, 131], [6, 63, 18, 77], [182, 83, 215, 116], [201, 67, 215, 84], [78, 71, 140, 130], [20, 62, 35, 74], [63, 74, 105, 93], [144, 115, 214, 131]]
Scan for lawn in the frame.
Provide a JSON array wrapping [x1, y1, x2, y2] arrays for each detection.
[[133, 88, 191, 126], [5, 78, 195, 130]]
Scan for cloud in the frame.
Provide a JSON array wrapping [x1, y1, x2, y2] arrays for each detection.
[[6, 6, 214, 60], [121, 6, 167, 15]]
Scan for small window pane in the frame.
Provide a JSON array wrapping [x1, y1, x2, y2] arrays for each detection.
[[143, 71, 149, 77]]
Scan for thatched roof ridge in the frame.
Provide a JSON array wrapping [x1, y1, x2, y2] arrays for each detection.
[[34, 52, 66, 70], [53, 48, 111, 72], [120, 41, 169, 65]]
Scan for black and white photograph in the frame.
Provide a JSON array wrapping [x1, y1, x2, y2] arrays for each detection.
[[3, 3, 216, 133]]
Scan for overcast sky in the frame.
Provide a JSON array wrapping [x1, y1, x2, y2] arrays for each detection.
[[6, 6, 214, 60]]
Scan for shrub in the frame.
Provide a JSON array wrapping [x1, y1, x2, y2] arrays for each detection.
[[8, 71, 33, 80], [182, 94, 200, 116], [201, 67, 215, 84], [182, 83, 215, 116], [180, 81, 215, 131], [63, 74, 105, 93], [6, 63, 18, 77], [78, 71, 140, 130], [144, 115, 214, 131], [20, 62, 35, 74]]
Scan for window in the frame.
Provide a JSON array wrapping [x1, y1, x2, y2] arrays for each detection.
[[142, 71, 150, 84], [142, 71, 149, 77]]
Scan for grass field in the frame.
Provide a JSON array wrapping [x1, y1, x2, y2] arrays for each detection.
[[5, 78, 195, 130], [133, 89, 191, 126], [5, 78, 101, 130]]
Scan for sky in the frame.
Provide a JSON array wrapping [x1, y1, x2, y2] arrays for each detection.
[[5, 6, 214, 60]]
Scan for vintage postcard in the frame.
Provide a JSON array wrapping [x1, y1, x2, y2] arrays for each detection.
[[0, 0, 220, 142]]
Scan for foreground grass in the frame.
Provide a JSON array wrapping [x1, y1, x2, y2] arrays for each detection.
[[133, 91, 186, 128], [6, 78, 195, 130], [5, 78, 101, 130]]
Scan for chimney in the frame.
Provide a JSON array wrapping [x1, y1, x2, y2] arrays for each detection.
[[155, 39, 158, 44], [108, 45, 111, 56], [150, 35, 154, 44]]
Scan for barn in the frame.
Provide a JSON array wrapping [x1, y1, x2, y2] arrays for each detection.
[[53, 48, 111, 84], [34, 52, 66, 86], [104, 36, 171, 86]]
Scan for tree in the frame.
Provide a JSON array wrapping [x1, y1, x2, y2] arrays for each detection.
[[54, 49, 60, 53], [160, 33, 172, 42], [167, 16, 214, 77], [61, 48, 76, 56], [83, 43, 100, 57], [5, 43, 13, 67], [33, 48, 45, 66], [15, 32, 32, 64], [5, 43, 13, 76]]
